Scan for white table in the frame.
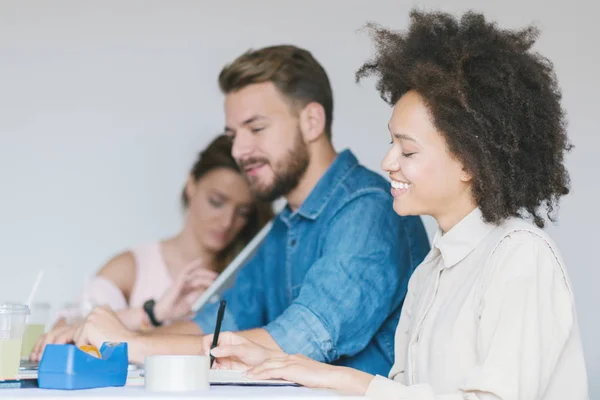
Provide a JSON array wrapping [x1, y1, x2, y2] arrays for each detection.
[[0, 385, 366, 399]]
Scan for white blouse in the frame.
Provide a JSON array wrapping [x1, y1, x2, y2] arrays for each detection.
[[366, 208, 588, 399]]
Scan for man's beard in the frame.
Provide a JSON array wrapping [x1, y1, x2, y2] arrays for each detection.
[[240, 132, 309, 202]]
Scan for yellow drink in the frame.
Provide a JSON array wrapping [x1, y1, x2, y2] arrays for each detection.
[[20, 324, 45, 359], [0, 338, 23, 379]]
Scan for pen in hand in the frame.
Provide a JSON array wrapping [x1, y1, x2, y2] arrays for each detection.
[[209, 300, 227, 368]]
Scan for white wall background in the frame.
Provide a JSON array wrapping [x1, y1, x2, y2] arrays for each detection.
[[1, 0, 597, 393]]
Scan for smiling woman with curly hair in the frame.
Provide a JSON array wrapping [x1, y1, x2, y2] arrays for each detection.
[[356, 11, 572, 230], [206, 10, 589, 399]]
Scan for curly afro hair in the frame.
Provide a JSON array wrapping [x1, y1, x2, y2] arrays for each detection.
[[356, 10, 571, 228]]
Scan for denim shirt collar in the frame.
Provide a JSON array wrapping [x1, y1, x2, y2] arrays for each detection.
[[280, 149, 358, 223]]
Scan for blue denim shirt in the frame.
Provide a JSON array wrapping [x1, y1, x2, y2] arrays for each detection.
[[194, 150, 430, 376]]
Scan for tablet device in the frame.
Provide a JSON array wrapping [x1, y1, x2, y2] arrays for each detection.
[[190, 220, 273, 313]]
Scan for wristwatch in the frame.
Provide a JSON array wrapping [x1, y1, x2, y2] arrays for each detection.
[[143, 299, 163, 327]]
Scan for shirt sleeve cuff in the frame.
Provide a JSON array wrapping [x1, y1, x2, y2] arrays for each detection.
[[193, 301, 238, 335], [264, 303, 335, 362], [366, 376, 455, 400], [366, 375, 405, 399]]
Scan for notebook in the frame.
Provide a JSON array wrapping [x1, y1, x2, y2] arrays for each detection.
[[125, 368, 297, 387]]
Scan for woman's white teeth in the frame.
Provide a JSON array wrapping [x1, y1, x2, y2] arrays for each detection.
[[392, 181, 410, 190]]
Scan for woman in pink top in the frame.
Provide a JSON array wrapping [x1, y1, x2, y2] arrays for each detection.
[[31, 135, 273, 360]]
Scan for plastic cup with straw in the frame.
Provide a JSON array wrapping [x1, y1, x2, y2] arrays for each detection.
[[20, 271, 50, 361], [0, 270, 42, 380]]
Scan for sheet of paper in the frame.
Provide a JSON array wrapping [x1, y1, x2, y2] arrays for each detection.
[[209, 369, 297, 386]]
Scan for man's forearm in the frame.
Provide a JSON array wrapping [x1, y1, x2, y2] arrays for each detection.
[[125, 321, 205, 364], [126, 325, 282, 365], [149, 320, 204, 336], [237, 328, 283, 352], [128, 332, 204, 364]]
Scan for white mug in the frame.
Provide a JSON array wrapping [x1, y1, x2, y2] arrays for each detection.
[[144, 355, 210, 392]]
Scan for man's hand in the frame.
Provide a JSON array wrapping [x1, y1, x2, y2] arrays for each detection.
[[203, 332, 285, 370], [30, 323, 79, 362], [73, 306, 137, 349]]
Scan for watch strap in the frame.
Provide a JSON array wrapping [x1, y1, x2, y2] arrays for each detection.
[[143, 299, 162, 327]]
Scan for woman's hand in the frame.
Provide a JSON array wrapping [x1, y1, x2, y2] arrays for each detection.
[[204, 331, 284, 370], [246, 354, 375, 395], [154, 259, 218, 322]]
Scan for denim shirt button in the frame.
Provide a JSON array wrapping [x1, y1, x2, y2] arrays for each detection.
[[290, 239, 296, 246]]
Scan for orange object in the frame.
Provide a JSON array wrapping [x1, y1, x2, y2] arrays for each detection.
[[78, 345, 100, 358]]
